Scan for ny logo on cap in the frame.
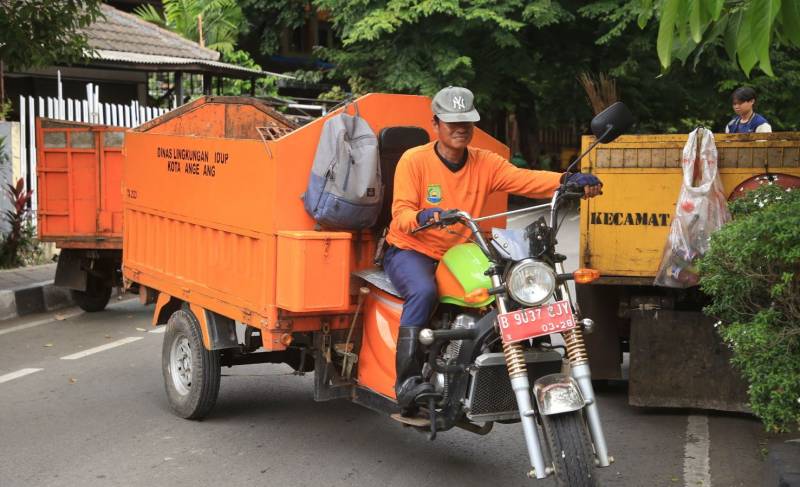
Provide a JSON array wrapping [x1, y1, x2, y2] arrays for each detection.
[[452, 96, 466, 110]]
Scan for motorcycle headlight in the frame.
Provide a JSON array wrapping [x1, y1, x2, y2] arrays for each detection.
[[506, 260, 556, 307]]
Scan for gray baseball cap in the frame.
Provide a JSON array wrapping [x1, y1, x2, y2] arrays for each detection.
[[431, 86, 480, 123]]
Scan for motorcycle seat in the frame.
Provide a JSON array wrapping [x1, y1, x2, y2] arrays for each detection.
[[353, 267, 402, 298]]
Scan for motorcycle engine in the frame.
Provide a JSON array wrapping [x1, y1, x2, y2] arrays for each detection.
[[431, 314, 477, 399]]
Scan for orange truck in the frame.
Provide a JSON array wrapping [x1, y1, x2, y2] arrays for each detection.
[[120, 94, 642, 484], [122, 93, 506, 373], [122, 94, 629, 486], [35, 98, 297, 312], [37, 119, 126, 311]]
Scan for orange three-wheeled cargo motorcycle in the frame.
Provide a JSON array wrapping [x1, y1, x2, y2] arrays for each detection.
[[122, 95, 631, 486]]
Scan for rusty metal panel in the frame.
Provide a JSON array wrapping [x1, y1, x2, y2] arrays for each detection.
[[629, 310, 749, 412]]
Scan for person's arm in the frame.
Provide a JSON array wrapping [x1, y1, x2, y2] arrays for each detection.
[[391, 156, 423, 233], [486, 151, 562, 198], [755, 123, 772, 133]]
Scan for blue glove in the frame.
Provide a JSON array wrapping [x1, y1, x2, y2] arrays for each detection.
[[417, 207, 444, 225], [567, 172, 602, 187]]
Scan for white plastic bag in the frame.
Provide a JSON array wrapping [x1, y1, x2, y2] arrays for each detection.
[[654, 128, 730, 288]]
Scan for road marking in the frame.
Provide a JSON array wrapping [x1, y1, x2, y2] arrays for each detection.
[[60, 337, 143, 360], [149, 326, 166, 334], [0, 368, 43, 384], [684, 414, 711, 487], [0, 310, 84, 337]]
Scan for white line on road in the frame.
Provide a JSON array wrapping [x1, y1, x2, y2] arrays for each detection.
[[0, 310, 84, 337], [0, 368, 43, 384], [684, 414, 711, 487], [149, 326, 166, 334], [60, 337, 143, 360]]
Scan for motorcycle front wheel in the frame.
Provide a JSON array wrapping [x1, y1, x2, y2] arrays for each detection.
[[541, 411, 598, 487]]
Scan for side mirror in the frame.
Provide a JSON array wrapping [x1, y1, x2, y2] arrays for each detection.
[[590, 102, 634, 144]]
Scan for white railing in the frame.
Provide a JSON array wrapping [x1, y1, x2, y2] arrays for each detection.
[[17, 75, 173, 222]]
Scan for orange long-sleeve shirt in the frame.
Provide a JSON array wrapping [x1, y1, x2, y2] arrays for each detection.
[[386, 142, 563, 260]]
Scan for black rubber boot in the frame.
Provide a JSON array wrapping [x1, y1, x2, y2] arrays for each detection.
[[395, 326, 434, 416]]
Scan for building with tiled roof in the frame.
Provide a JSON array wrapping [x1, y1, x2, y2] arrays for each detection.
[[6, 3, 288, 111]]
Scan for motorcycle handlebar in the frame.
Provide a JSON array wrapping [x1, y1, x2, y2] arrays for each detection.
[[410, 209, 464, 234]]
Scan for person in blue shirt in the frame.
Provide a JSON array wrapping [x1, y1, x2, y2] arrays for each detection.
[[725, 87, 772, 133]]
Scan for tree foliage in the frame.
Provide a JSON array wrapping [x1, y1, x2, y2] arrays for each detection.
[[0, 0, 102, 105], [700, 185, 800, 432], [135, 0, 277, 97], [634, 0, 800, 77], [240, 0, 311, 56], [135, 0, 245, 54], [239, 0, 800, 145], [0, 0, 102, 71]]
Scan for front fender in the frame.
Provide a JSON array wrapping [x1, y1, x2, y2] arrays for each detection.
[[534, 373, 585, 416]]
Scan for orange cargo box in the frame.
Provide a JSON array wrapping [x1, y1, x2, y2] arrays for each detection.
[[122, 94, 509, 348], [276, 230, 351, 312], [36, 119, 126, 249]]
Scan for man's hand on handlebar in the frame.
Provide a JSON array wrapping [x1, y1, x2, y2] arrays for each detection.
[[417, 207, 444, 225], [413, 208, 461, 233], [566, 172, 603, 199]]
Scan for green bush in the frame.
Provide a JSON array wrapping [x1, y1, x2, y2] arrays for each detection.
[[699, 185, 800, 432]]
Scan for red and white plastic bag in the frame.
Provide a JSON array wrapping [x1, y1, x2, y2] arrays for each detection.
[[654, 128, 730, 288]]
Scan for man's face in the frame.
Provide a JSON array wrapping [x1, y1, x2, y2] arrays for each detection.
[[434, 118, 474, 150], [733, 98, 754, 117]]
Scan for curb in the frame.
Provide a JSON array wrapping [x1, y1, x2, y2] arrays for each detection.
[[766, 440, 800, 487], [0, 281, 74, 321]]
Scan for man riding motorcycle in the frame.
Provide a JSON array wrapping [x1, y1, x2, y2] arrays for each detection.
[[383, 86, 603, 413]]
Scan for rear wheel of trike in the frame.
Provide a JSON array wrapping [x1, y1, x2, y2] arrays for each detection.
[[71, 274, 112, 312], [162, 309, 221, 420], [542, 411, 598, 487]]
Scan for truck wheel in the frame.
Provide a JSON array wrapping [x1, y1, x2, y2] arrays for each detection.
[[162, 309, 221, 420], [71, 275, 112, 312], [542, 411, 598, 487]]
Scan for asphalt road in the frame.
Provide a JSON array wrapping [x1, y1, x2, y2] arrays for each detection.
[[0, 207, 771, 487]]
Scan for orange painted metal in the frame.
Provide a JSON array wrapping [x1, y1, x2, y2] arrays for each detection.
[[122, 94, 509, 353], [151, 291, 172, 326], [357, 288, 403, 399], [134, 96, 297, 139], [275, 231, 352, 312], [435, 261, 467, 301], [36, 119, 126, 249], [189, 303, 211, 349]]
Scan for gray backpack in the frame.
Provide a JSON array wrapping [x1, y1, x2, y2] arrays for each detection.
[[303, 104, 383, 229]]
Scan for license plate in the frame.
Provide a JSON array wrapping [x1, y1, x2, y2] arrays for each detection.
[[497, 300, 577, 344]]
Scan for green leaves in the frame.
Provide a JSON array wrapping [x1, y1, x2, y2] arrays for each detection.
[[741, 0, 781, 76], [0, 0, 102, 72], [700, 185, 800, 432], [657, 0, 682, 69], [650, 0, 798, 77], [780, 0, 800, 45], [135, 0, 246, 55]]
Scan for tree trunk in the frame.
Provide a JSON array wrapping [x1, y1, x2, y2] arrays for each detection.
[[516, 105, 541, 168], [0, 59, 5, 120]]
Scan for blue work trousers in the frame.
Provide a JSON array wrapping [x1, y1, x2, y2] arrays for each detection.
[[383, 246, 438, 327]]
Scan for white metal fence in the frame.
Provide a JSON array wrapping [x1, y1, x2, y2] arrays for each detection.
[[17, 76, 173, 222]]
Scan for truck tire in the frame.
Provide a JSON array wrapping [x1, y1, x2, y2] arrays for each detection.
[[71, 275, 112, 312], [162, 309, 221, 420], [542, 411, 599, 487]]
